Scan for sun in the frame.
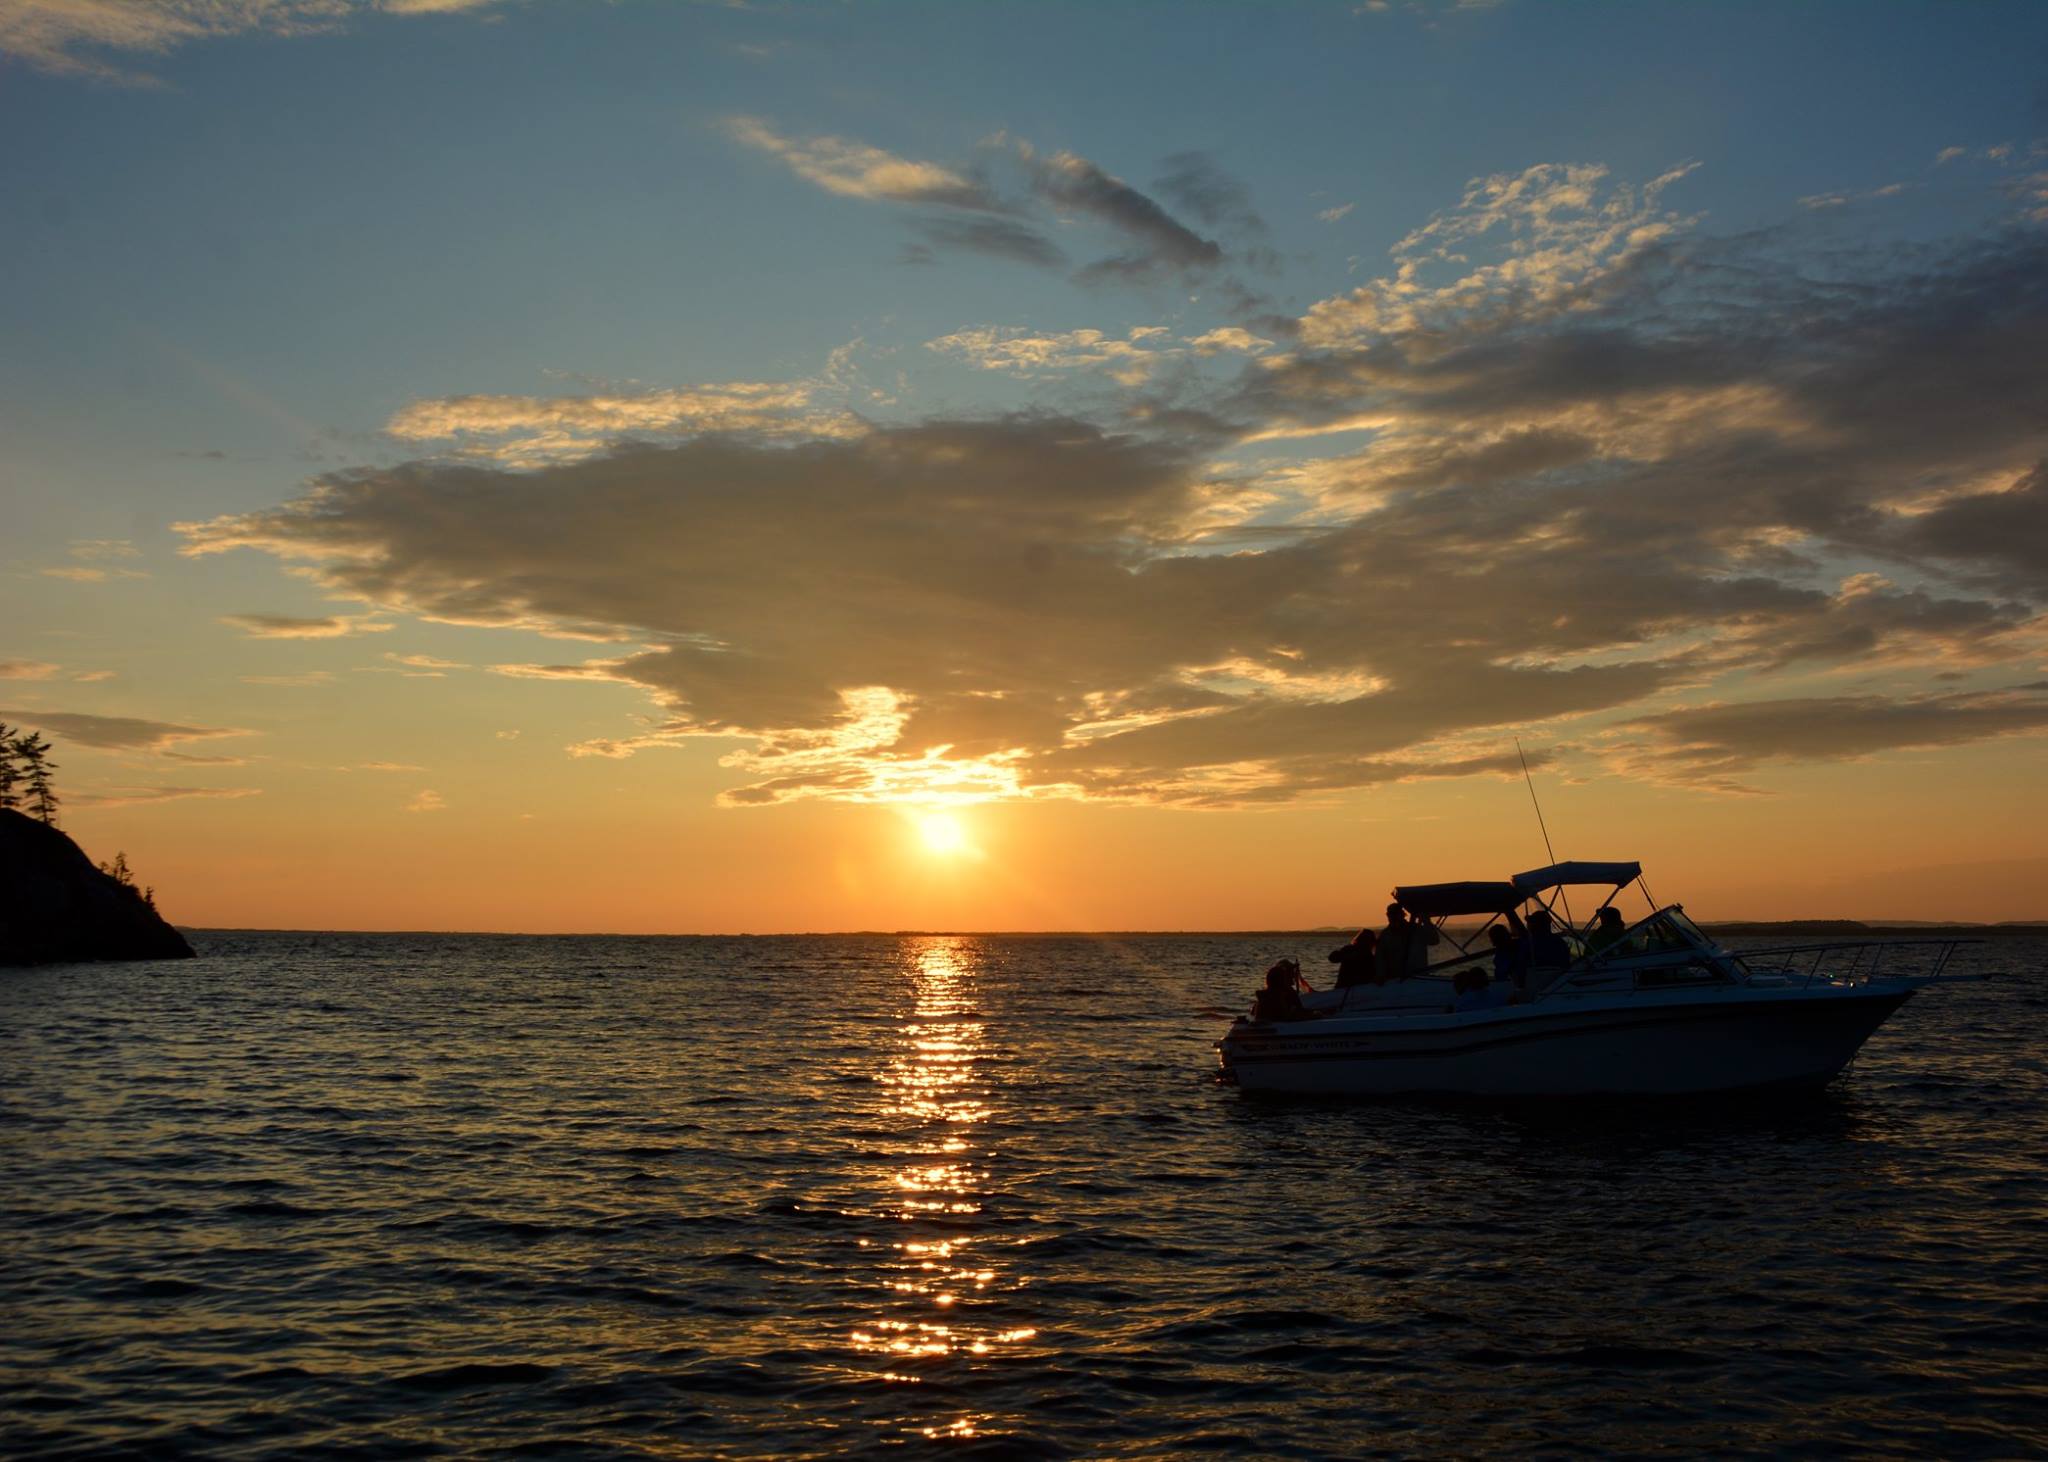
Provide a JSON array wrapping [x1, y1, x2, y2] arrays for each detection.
[[918, 811, 971, 857]]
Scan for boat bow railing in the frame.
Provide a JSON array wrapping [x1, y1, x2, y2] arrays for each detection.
[[1724, 936, 1972, 987], [1529, 930, 1976, 999]]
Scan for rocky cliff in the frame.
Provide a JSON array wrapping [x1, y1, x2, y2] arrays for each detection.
[[0, 809, 194, 965]]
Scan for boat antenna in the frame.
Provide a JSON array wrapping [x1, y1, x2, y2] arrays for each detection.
[[1516, 738, 1557, 867], [1517, 738, 1574, 930]]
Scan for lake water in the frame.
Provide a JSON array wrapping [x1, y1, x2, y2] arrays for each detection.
[[2, 932, 2044, 1457]]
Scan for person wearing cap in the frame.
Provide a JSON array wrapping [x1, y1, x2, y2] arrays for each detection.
[[1374, 903, 1410, 983]]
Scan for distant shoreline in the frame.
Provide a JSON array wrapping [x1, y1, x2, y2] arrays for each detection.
[[174, 922, 2048, 940]]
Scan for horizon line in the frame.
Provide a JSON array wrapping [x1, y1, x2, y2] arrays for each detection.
[[172, 918, 2048, 940]]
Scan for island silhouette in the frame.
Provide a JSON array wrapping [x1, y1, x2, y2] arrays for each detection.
[[0, 723, 191, 965]]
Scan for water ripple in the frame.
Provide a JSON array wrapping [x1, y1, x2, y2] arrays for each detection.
[[1, 932, 2044, 1456]]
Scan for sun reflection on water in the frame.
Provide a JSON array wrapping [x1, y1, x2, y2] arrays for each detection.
[[848, 937, 1035, 1442]]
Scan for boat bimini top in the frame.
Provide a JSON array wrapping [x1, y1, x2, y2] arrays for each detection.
[[1393, 859, 1653, 969], [1394, 860, 1644, 921], [1388, 880, 1523, 919], [1511, 860, 1642, 897]]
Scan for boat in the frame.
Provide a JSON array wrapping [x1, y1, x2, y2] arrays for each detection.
[[1217, 860, 1977, 1097]]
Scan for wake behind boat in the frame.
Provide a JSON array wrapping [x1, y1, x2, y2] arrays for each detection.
[[1218, 861, 1977, 1097]]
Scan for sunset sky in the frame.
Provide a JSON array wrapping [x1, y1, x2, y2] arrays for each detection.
[[4, 0, 2047, 931]]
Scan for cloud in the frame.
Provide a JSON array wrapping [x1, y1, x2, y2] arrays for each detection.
[[0, 0, 506, 84], [386, 380, 852, 451], [384, 651, 466, 669], [406, 788, 446, 812], [1022, 144, 1224, 282], [1296, 160, 1701, 347], [175, 416, 1713, 806], [1900, 461, 2048, 594], [926, 326, 1173, 384], [1187, 327, 1272, 355], [1239, 167, 2048, 538], [67, 539, 141, 560], [925, 324, 1269, 383], [1318, 203, 1357, 224], [0, 661, 61, 680], [488, 659, 629, 681], [241, 671, 336, 686], [380, 363, 876, 466], [1621, 687, 2048, 790], [726, 117, 1004, 211], [725, 117, 1074, 269], [40, 539, 149, 582], [0, 709, 252, 754], [181, 162, 2048, 807], [1797, 181, 1908, 209], [221, 612, 393, 639], [68, 785, 264, 807], [1152, 152, 1267, 236], [40, 565, 150, 582], [908, 216, 1067, 269], [724, 120, 1249, 289]]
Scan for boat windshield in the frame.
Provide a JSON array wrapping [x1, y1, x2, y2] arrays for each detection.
[[1656, 908, 1717, 947], [1597, 905, 1728, 962], [1616, 906, 1720, 959]]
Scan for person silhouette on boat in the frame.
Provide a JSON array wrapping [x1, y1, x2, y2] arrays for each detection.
[[1377, 901, 1441, 981], [1327, 928, 1379, 988], [1490, 917, 1530, 992], [1586, 905, 1629, 957], [1454, 963, 1511, 1011], [1525, 908, 1573, 977], [1252, 959, 1311, 1023]]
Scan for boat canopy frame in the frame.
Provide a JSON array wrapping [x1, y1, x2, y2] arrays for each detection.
[[1394, 859, 1651, 962]]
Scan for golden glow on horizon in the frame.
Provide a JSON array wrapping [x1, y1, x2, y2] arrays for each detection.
[[49, 741, 2048, 933]]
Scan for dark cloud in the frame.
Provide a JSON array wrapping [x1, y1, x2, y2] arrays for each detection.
[[1219, 209, 2048, 683], [182, 416, 1704, 805], [1152, 152, 1267, 235], [0, 709, 251, 754], [1624, 687, 2048, 788], [1904, 460, 2048, 594], [911, 216, 1067, 269], [727, 121, 1263, 293], [185, 167, 2048, 806], [1025, 148, 1223, 280]]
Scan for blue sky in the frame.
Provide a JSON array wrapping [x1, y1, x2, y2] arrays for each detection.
[[7, 1, 2038, 484], [3, 0, 2047, 928]]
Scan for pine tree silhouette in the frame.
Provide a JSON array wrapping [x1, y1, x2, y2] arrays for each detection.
[[0, 722, 21, 812], [15, 731, 59, 826], [98, 851, 153, 907]]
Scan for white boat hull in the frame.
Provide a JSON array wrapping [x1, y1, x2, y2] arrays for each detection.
[[1219, 984, 1916, 1097]]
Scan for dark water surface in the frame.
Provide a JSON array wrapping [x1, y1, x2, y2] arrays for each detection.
[[3, 932, 2045, 1458]]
